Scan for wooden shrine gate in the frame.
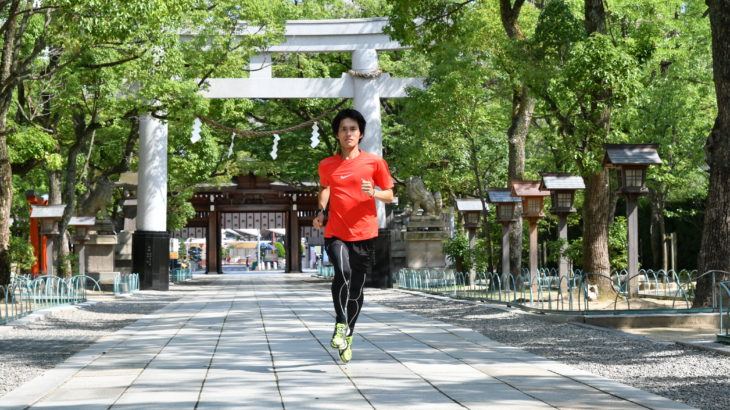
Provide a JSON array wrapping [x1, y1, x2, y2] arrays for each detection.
[[175, 174, 319, 274]]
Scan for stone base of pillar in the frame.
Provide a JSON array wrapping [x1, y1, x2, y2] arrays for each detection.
[[132, 231, 170, 291], [367, 229, 392, 289]]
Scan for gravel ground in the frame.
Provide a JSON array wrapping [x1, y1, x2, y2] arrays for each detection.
[[0, 277, 213, 398], [365, 287, 730, 410]]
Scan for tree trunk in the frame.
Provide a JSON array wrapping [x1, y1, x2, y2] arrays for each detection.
[[0, 1, 20, 287], [0, 103, 12, 286], [49, 168, 71, 276], [694, 0, 730, 307], [582, 169, 612, 292], [584, 0, 607, 35], [578, 0, 613, 295], [499, 0, 534, 280], [55, 111, 97, 277], [648, 187, 666, 270], [466, 131, 494, 273], [507, 87, 534, 278], [607, 170, 619, 224]]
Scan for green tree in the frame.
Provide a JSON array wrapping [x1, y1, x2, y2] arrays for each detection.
[[694, 0, 730, 307], [3, 1, 293, 279], [274, 241, 286, 260], [387, 0, 539, 278], [629, 2, 713, 269], [1, 0, 199, 284], [518, 0, 656, 292]]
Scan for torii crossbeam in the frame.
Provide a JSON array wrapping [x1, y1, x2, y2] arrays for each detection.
[[201, 18, 424, 157]]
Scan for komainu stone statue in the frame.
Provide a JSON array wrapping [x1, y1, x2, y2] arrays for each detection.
[[79, 177, 115, 217], [404, 176, 446, 269], [79, 177, 117, 234], [406, 176, 441, 216]]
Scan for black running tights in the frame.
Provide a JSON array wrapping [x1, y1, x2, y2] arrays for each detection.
[[325, 237, 373, 333]]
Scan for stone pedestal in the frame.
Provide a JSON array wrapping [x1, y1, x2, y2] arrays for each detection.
[[133, 230, 169, 291], [404, 215, 447, 269], [86, 233, 119, 287], [366, 229, 392, 288], [115, 231, 134, 274], [389, 228, 407, 275]]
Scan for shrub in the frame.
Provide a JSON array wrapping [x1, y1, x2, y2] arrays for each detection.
[[444, 232, 472, 273], [274, 242, 286, 259]]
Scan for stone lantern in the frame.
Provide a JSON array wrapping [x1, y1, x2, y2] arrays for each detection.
[[540, 173, 585, 292], [69, 216, 96, 276], [603, 143, 662, 297], [30, 204, 66, 276], [510, 180, 550, 292], [487, 188, 521, 289]]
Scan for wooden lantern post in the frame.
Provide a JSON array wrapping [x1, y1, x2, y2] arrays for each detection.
[[603, 144, 662, 297], [487, 188, 521, 290], [456, 199, 484, 250], [540, 173, 585, 294], [456, 198, 486, 282], [510, 181, 550, 293]]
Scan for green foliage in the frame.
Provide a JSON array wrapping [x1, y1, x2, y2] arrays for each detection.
[[545, 237, 569, 265], [62, 252, 79, 277], [386, 0, 515, 203], [608, 216, 629, 270], [9, 237, 35, 272], [7, 125, 56, 165], [531, 0, 584, 60], [565, 216, 628, 270], [473, 238, 491, 273], [167, 195, 196, 232], [444, 231, 472, 273], [274, 242, 286, 259]]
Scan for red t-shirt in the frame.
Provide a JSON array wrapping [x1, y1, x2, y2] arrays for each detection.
[[318, 151, 394, 241]]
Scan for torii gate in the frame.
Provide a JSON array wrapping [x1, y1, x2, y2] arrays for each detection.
[[133, 18, 424, 290]]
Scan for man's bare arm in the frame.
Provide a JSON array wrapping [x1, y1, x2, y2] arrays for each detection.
[[360, 179, 394, 203], [313, 186, 330, 230]]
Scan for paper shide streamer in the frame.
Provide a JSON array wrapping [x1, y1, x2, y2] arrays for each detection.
[[190, 118, 202, 143], [270, 134, 280, 160], [310, 122, 320, 148]]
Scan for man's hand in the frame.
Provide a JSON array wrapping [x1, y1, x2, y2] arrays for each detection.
[[313, 211, 325, 230], [361, 178, 375, 198]]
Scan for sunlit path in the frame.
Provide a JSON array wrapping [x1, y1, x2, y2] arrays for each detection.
[[1, 273, 693, 409]]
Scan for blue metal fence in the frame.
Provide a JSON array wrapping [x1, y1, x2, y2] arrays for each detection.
[[169, 267, 193, 283], [114, 273, 140, 296], [317, 264, 334, 278], [393, 268, 721, 314], [718, 280, 730, 343], [1, 274, 101, 325]]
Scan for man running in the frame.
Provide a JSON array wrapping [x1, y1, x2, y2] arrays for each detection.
[[313, 108, 394, 363]]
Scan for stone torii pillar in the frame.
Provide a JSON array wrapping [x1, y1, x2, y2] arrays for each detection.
[[352, 49, 382, 155], [132, 113, 170, 290], [352, 48, 385, 226]]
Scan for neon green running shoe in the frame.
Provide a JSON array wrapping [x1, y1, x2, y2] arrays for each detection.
[[330, 323, 348, 349], [339, 336, 353, 363]]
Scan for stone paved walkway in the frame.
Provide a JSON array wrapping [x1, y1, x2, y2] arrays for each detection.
[[1, 272, 695, 409]]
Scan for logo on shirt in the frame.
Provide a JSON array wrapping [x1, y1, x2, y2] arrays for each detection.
[[339, 174, 352, 179]]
